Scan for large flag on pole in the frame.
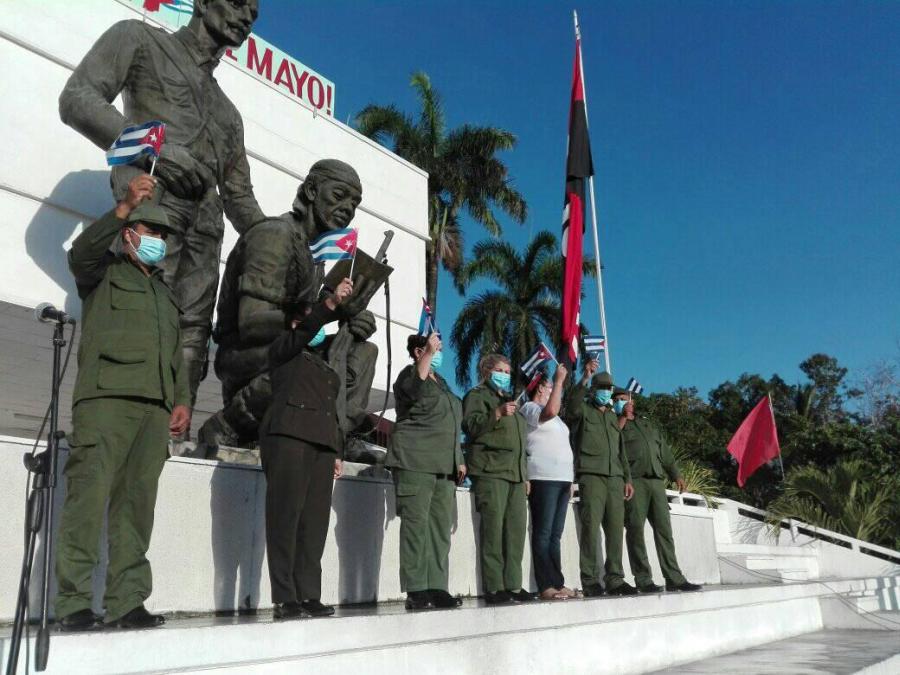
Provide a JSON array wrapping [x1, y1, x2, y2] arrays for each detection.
[[727, 396, 782, 487], [559, 32, 594, 369]]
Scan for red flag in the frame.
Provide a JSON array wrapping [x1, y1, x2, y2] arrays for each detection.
[[727, 396, 781, 487], [559, 36, 594, 368], [143, 0, 174, 11]]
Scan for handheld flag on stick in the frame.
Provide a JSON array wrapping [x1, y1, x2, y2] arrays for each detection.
[[727, 395, 782, 487], [517, 370, 546, 405], [558, 26, 594, 370], [521, 342, 556, 379], [417, 298, 437, 337], [625, 377, 643, 396], [106, 121, 166, 174], [583, 335, 606, 360], [310, 227, 358, 264]]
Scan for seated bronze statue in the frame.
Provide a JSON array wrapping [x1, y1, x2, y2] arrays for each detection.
[[197, 159, 380, 457]]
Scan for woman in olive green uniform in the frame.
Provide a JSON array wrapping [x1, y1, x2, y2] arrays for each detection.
[[462, 354, 534, 605], [387, 333, 466, 610]]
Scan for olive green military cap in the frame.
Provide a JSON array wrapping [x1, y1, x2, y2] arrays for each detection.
[[613, 386, 630, 397], [125, 203, 174, 231], [591, 371, 615, 389]]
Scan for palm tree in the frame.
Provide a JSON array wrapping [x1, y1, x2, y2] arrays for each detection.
[[670, 447, 721, 508], [355, 72, 527, 314], [766, 460, 897, 543], [450, 231, 594, 388]]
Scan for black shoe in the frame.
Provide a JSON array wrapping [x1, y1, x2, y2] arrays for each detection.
[[114, 605, 165, 629], [582, 583, 605, 598], [428, 589, 462, 608], [666, 581, 702, 592], [484, 591, 512, 605], [405, 591, 435, 610], [58, 608, 100, 632], [508, 589, 537, 603], [606, 583, 639, 597], [301, 600, 335, 617], [273, 602, 305, 620], [637, 583, 664, 594]]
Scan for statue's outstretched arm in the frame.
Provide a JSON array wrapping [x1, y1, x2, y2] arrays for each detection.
[[222, 118, 266, 235]]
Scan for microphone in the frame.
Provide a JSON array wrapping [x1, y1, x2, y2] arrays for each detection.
[[34, 302, 75, 325]]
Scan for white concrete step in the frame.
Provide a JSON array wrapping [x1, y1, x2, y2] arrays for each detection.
[[717, 543, 819, 584], [0, 579, 881, 675]]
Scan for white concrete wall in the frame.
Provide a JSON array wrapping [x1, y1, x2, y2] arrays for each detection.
[[0, 0, 428, 397], [0, 435, 720, 620]]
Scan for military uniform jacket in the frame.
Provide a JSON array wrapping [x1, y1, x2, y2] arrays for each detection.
[[59, 22, 263, 232], [265, 303, 343, 457], [68, 209, 188, 411], [621, 417, 682, 481], [564, 384, 631, 481], [462, 382, 526, 483], [386, 365, 463, 475]]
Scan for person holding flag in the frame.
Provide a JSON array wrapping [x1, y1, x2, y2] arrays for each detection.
[[462, 354, 533, 605], [520, 362, 576, 601], [613, 389, 702, 593], [563, 359, 635, 597], [386, 331, 465, 611]]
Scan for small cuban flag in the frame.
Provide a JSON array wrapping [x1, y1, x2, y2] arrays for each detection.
[[521, 342, 556, 378], [106, 121, 166, 166], [417, 298, 438, 337], [310, 227, 358, 263], [626, 377, 644, 395], [583, 335, 606, 359]]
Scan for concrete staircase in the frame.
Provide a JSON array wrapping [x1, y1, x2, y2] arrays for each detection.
[[717, 543, 820, 583]]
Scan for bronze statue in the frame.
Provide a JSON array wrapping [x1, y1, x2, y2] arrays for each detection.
[[59, 0, 264, 415], [198, 159, 380, 456]]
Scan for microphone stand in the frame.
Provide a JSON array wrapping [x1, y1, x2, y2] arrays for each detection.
[[6, 318, 68, 675]]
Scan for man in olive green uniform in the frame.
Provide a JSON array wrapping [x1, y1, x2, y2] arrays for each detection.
[[56, 174, 191, 630], [614, 390, 701, 593], [387, 333, 465, 610], [462, 355, 533, 604], [564, 364, 635, 596]]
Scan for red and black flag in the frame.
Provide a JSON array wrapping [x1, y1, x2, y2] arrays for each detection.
[[559, 36, 594, 369]]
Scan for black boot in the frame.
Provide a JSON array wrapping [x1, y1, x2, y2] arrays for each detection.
[[58, 608, 100, 632], [666, 581, 702, 592], [301, 600, 335, 617], [483, 591, 512, 605], [637, 583, 664, 593], [273, 602, 305, 620], [114, 605, 165, 629], [405, 591, 434, 610], [428, 590, 462, 608], [508, 589, 537, 603], [582, 583, 605, 597], [606, 583, 639, 597]]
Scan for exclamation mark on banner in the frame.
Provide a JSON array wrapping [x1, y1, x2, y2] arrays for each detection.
[[326, 84, 333, 117]]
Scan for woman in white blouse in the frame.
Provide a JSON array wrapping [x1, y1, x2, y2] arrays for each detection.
[[520, 363, 576, 600]]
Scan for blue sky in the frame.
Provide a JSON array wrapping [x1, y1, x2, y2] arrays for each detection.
[[254, 1, 900, 398]]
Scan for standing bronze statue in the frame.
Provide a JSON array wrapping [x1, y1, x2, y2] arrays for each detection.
[[198, 159, 380, 456], [59, 0, 265, 416]]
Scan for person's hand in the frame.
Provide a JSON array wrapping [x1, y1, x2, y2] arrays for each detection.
[[554, 363, 568, 383], [570, 483, 577, 501], [334, 459, 343, 479], [584, 359, 599, 378], [457, 464, 467, 484], [169, 405, 192, 437], [155, 143, 215, 200], [525, 480, 531, 497], [425, 332, 442, 355], [347, 309, 377, 341], [325, 277, 354, 310], [675, 477, 687, 494], [115, 174, 157, 218], [624, 482, 635, 501], [337, 273, 375, 318], [496, 401, 518, 418]]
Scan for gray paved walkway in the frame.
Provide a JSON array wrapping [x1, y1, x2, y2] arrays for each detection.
[[658, 629, 900, 674]]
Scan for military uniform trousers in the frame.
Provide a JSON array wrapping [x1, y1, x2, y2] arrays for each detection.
[[625, 477, 687, 587], [261, 435, 335, 604], [393, 469, 456, 593], [471, 476, 527, 594], [577, 474, 627, 589], [55, 397, 170, 622]]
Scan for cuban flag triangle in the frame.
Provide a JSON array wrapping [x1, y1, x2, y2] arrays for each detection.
[[521, 342, 556, 378], [583, 335, 606, 359], [106, 121, 166, 167], [310, 227, 358, 263], [626, 377, 644, 395], [417, 298, 437, 337]]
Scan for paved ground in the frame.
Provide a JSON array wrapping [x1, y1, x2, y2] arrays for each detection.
[[657, 629, 900, 674]]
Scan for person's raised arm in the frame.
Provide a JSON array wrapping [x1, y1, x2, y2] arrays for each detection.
[[415, 333, 441, 381], [539, 363, 569, 423]]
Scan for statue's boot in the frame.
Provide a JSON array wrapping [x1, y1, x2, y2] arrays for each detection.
[[196, 410, 241, 459]]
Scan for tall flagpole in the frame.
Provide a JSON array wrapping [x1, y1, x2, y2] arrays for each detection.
[[573, 10, 612, 375]]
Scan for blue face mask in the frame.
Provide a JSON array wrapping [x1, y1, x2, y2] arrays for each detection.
[[308, 326, 326, 347], [430, 350, 443, 370], [129, 229, 166, 266], [613, 399, 628, 415], [594, 389, 613, 406], [490, 371, 511, 393]]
